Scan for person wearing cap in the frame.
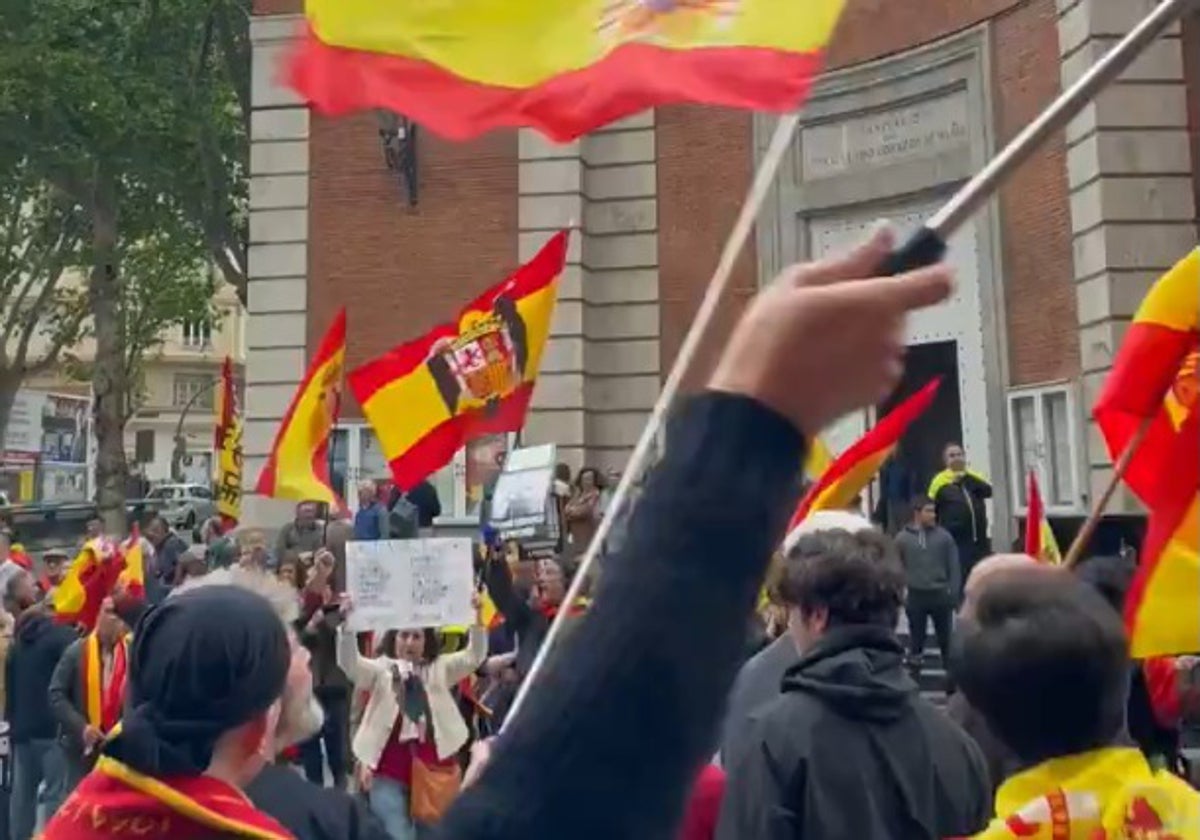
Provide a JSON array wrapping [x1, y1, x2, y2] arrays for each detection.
[[41, 585, 295, 840]]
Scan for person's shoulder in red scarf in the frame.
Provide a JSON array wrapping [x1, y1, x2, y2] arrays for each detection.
[[678, 764, 725, 840], [42, 757, 294, 840]]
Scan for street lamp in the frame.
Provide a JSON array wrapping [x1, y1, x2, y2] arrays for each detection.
[[170, 376, 220, 482]]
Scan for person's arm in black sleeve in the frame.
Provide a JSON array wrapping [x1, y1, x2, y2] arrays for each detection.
[[963, 472, 993, 499], [481, 550, 533, 636], [716, 733, 805, 840], [437, 392, 804, 840], [49, 639, 87, 743]]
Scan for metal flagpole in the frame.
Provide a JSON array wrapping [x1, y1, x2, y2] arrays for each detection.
[[500, 0, 1199, 731]]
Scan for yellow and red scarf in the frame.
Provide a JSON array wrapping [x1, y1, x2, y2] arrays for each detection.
[[40, 756, 292, 840], [81, 634, 128, 735], [968, 747, 1200, 839]]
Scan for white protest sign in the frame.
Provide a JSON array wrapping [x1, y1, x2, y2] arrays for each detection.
[[345, 538, 475, 632]]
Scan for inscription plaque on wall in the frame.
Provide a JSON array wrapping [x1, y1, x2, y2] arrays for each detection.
[[802, 93, 969, 180]]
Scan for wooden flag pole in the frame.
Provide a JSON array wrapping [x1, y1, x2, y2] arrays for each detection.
[[1062, 415, 1153, 569], [500, 0, 1197, 732]]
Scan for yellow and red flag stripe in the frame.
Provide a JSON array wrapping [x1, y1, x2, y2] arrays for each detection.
[[350, 232, 568, 491], [1093, 247, 1199, 658], [115, 525, 145, 601], [214, 357, 243, 531], [1023, 470, 1062, 565], [255, 308, 347, 509], [803, 435, 834, 482], [288, 0, 845, 142], [81, 632, 128, 734], [52, 539, 123, 631], [786, 379, 941, 533]]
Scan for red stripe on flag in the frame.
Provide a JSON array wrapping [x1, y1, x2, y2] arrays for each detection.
[[1024, 470, 1044, 560], [287, 25, 824, 143]]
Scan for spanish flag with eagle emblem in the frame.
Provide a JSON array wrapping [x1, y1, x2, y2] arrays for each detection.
[[350, 233, 567, 491], [255, 308, 347, 509], [1094, 247, 1199, 659], [287, 0, 845, 142]]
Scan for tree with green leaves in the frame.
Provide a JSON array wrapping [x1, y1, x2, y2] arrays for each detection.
[[0, 167, 87, 446], [0, 0, 248, 530]]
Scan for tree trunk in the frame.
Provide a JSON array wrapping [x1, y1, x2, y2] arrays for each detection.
[[87, 193, 128, 536], [0, 369, 21, 459]]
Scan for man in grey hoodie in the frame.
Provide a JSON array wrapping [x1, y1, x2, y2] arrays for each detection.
[[895, 496, 959, 674]]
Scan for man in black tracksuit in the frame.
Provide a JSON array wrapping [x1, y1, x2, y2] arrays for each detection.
[[717, 527, 990, 840]]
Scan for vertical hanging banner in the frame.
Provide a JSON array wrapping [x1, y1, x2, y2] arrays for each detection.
[[350, 232, 568, 491], [287, 0, 846, 142], [214, 357, 243, 530]]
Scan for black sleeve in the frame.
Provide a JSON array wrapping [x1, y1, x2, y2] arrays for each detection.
[[481, 553, 533, 635], [964, 473, 993, 499], [437, 392, 804, 840], [716, 732, 805, 840]]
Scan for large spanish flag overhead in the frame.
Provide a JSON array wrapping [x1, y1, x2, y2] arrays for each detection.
[[288, 0, 846, 142], [786, 379, 941, 534], [1095, 247, 1199, 658], [350, 232, 568, 491], [255, 308, 347, 508]]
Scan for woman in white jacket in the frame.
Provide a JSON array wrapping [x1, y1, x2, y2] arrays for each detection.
[[337, 596, 487, 840]]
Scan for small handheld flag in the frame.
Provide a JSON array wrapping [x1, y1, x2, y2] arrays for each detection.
[[214, 357, 243, 531], [1023, 470, 1062, 565]]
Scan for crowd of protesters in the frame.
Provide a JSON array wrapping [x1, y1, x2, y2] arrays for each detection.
[[0, 230, 1196, 840]]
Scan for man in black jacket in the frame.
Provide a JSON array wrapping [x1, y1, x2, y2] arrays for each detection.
[[717, 527, 990, 840], [928, 442, 993, 589], [436, 226, 956, 840], [4, 571, 78, 840]]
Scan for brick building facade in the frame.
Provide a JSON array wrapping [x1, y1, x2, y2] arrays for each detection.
[[244, 0, 1200, 544]]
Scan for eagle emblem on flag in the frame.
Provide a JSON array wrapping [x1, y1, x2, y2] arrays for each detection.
[[599, 0, 740, 44], [426, 295, 529, 417]]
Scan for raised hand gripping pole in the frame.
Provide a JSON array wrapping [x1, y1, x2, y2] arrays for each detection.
[[500, 0, 1198, 731]]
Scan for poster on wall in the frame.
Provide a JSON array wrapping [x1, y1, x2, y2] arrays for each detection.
[[41, 394, 89, 465], [344, 537, 475, 632], [4, 391, 47, 455]]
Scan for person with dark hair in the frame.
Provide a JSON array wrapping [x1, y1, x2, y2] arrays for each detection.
[[928, 442, 992, 588], [563, 467, 603, 558], [41, 585, 294, 840], [717, 526, 990, 839], [5, 570, 77, 840], [895, 494, 959, 674], [1074, 553, 1188, 776], [143, 515, 188, 600], [720, 511, 876, 766], [952, 568, 1200, 837], [337, 599, 487, 839]]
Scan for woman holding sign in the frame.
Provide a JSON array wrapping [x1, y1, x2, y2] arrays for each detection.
[[337, 594, 487, 840]]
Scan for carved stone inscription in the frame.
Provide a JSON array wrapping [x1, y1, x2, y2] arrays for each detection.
[[802, 93, 969, 180]]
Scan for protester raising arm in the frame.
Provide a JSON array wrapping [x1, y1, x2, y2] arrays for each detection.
[[436, 227, 953, 840], [481, 548, 534, 637]]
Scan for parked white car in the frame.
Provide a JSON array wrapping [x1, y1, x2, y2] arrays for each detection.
[[146, 483, 217, 530]]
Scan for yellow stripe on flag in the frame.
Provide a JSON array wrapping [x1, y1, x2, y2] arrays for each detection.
[[1130, 496, 1200, 659]]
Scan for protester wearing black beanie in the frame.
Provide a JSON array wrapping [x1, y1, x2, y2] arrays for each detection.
[[103, 584, 291, 777]]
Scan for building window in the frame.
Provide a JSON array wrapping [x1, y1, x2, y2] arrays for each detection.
[[134, 429, 155, 464], [182, 320, 212, 349], [1007, 383, 1083, 514], [172, 374, 214, 410]]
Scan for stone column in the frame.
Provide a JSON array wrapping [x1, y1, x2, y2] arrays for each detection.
[[1057, 0, 1197, 512], [519, 115, 663, 474], [243, 13, 310, 527]]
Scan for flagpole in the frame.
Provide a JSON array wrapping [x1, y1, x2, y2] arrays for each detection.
[[499, 0, 1196, 731], [1062, 416, 1153, 569]]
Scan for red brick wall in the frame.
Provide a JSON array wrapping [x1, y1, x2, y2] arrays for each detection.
[[656, 0, 1077, 388], [990, 0, 1078, 386], [307, 114, 518, 418], [656, 107, 758, 391]]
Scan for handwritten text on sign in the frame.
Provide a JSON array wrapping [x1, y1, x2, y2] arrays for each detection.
[[345, 538, 475, 632]]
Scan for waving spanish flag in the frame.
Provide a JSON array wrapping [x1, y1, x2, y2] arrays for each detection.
[[53, 539, 123, 631], [115, 526, 145, 602], [1023, 470, 1062, 565], [256, 309, 347, 508], [214, 357, 243, 531], [1095, 248, 1199, 658], [350, 234, 567, 490], [288, 0, 845, 142], [786, 379, 941, 534]]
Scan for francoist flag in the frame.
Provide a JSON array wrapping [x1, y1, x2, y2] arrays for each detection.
[[1023, 470, 1062, 565], [256, 309, 347, 509], [288, 0, 846, 142], [214, 357, 243, 531], [1095, 248, 1199, 658], [350, 233, 567, 491], [785, 379, 942, 535]]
